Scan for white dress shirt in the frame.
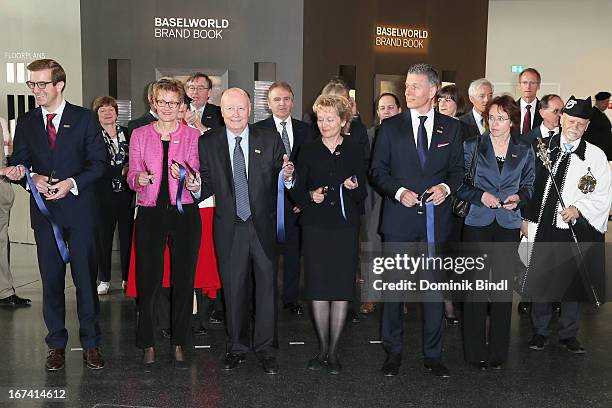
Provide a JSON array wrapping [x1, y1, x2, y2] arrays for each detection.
[[40, 98, 78, 195], [472, 109, 485, 135], [273, 115, 294, 150], [539, 123, 559, 139], [520, 98, 537, 133]]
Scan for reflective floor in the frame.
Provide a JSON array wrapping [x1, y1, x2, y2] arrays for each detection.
[[1, 242, 612, 408]]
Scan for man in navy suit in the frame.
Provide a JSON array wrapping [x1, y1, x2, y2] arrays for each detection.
[[255, 81, 313, 316], [10, 59, 108, 371], [370, 63, 463, 378], [516, 68, 543, 135], [184, 72, 224, 132]]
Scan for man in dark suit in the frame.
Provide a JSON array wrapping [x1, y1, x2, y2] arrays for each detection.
[[583, 91, 612, 160], [255, 81, 313, 316], [524, 94, 564, 145], [370, 63, 463, 378], [459, 78, 493, 139], [184, 72, 224, 132], [516, 68, 543, 135], [10, 59, 108, 371], [194, 88, 294, 375], [127, 81, 157, 136]]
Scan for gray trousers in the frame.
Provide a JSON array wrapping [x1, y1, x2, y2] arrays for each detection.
[[531, 302, 580, 339], [0, 209, 13, 299]]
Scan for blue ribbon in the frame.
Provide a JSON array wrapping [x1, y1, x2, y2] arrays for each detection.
[[340, 175, 357, 221], [425, 200, 436, 256], [176, 163, 187, 215], [19, 166, 70, 263], [276, 169, 285, 242]]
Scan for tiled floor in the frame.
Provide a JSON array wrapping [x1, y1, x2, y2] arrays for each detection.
[[1, 243, 612, 408]]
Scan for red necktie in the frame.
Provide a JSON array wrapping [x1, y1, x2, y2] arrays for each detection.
[[46, 113, 57, 149], [522, 105, 531, 134]]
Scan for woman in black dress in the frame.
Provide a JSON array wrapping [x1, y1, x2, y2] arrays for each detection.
[[292, 94, 366, 374]]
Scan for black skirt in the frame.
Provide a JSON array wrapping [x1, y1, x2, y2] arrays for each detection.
[[302, 225, 359, 301]]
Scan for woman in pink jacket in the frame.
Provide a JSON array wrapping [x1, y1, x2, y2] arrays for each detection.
[[128, 79, 202, 370]]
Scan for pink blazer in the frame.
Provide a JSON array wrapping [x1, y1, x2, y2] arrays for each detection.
[[128, 123, 200, 207]]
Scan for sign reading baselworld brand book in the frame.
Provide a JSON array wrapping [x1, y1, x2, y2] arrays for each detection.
[[374, 25, 429, 52], [154, 17, 230, 39]]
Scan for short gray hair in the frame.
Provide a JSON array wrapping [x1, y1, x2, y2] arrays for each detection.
[[406, 63, 440, 88], [468, 78, 493, 97]]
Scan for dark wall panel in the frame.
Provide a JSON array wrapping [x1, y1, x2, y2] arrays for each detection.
[[303, 0, 489, 126]]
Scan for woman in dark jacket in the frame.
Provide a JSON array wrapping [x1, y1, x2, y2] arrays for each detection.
[[292, 94, 366, 374], [456, 95, 535, 370], [92, 96, 133, 295]]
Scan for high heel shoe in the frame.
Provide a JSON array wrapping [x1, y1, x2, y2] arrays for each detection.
[[143, 347, 155, 371], [444, 315, 460, 326], [307, 354, 327, 371], [173, 345, 188, 370], [327, 354, 342, 375]]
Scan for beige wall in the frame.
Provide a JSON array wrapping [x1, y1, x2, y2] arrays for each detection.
[[0, 0, 83, 244], [486, 0, 612, 121]]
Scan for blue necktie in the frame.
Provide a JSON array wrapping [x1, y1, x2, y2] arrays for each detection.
[[416, 115, 428, 169], [563, 143, 573, 153], [233, 136, 251, 221]]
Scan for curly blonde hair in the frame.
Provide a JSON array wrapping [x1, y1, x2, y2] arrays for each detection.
[[313, 94, 352, 123]]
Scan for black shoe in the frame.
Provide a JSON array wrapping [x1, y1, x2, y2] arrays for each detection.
[[471, 360, 488, 371], [192, 325, 207, 335], [349, 310, 361, 323], [552, 302, 561, 314], [517, 302, 531, 315], [223, 353, 246, 370], [381, 353, 401, 376], [307, 355, 327, 371], [0, 294, 32, 306], [489, 362, 504, 370], [528, 334, 548, 351], [560, 337, 585, 354], [209, 310, 225, 324], [283, 302, 304, 316], [424, 362, 451, 378], [161, 329, 172, 339], [327, 355, 342, 375], [260, 355, 279, 375]]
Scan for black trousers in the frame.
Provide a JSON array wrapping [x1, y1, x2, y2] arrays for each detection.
[[218, 220, 277, 356], [135, 204, 201, 348], [34, 217, 100, 349], [97, 188, 133, 282], [280, 209, 301, 305], [462, 221, 519, 364]]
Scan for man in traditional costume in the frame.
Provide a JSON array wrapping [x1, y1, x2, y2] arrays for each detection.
[[521, 96, 612, 354]]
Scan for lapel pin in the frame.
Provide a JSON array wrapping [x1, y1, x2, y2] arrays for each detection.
[[173, 140, 179, 144], [437, 142, 450, 148], [436, 129, 443, 133], [255, 149, 261, 154], [512, 154, 517, 158], [63, 124, 71, 128]]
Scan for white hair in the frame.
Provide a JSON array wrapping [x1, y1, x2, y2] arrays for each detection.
[[468, 78, 493, 97]]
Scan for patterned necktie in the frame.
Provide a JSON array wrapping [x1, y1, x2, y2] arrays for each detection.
[[46, 113, 57, 149], [416, 115, 428, 169], [522, 105, 531, 134], [481, 117, 488, 134], [280, 121, 291, 156], [233, 136, 251, 221]]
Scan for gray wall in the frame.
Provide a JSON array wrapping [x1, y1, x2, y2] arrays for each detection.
[[80, 0, 304, 118]]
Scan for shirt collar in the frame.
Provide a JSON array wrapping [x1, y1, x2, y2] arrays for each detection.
[[560, 133, 580, 151], [273, 115, 292, 127], [520, 98, 537, 110], [540, 123, 559, 137], [472, 108, 483, 122], [410, 107, 434, 123], [190, 103, 206, 115], [226, 125, 249, 141], [41, 98, 66, 118], [149, 109, 158, 119]]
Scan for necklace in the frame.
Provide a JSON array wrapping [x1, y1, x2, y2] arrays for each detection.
[[322, 134, 342, 152]]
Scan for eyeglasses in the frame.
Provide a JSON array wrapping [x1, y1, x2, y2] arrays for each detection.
[[487, 115, 510, 123], [156, 100, 181, 108], [26, 81, 54, 89], [187, 86, 210, 92], [437, 97, 455, 103]]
